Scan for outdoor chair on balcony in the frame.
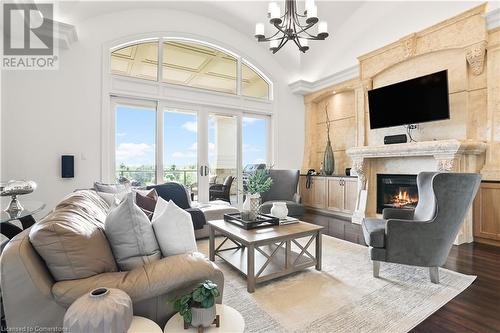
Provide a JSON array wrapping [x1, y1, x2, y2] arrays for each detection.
[[209, 176, 235, 203]]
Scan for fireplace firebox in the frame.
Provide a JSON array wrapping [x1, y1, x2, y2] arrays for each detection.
[[377, 174, 418, 214]]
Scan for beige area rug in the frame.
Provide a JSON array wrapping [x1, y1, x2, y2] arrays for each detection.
[[197, 235, 475, 333]]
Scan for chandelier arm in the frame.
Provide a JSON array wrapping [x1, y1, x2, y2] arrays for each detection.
[[273, 37, 289, 54]]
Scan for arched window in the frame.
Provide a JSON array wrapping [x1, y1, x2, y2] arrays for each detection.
[[111, 39, 271, 100]]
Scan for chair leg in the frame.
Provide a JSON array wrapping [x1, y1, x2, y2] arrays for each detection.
[[429, 267, 439, 284], [372, 260, 380, 278]]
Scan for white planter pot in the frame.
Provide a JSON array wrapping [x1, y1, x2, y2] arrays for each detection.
[[271, 202, 288, 219], [191, 306, 216, 328]]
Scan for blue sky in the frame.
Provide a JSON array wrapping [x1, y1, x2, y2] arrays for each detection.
[[116, 106, 267, 168]]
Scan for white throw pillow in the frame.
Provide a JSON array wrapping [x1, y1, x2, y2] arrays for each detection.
[[152, 197, 198, 257]]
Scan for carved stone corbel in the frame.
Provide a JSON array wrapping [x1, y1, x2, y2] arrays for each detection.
[[402, 34, 417, 59], [465, 41, 487, 75], [352, 158, 367, 189], [435, 155, 458, 172]]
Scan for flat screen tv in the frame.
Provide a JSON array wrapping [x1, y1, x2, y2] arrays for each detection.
[[368, 70, 450, 129]]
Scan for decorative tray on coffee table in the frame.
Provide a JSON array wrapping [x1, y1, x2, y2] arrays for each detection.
[[223, 212, 279, 230]]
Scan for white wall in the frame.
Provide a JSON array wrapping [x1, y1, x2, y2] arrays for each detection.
[[299, 1, 481, 82], [1, 7, 305, 214]]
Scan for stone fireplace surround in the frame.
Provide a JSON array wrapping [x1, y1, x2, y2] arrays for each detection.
[[346, 139, 486, 245]]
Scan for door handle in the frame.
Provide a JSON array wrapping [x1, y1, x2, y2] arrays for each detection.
[[204, 166, 209, 176], [200, 166, 204, 176]]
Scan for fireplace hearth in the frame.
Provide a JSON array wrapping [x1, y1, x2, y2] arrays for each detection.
[[377, 174, 418, 214]]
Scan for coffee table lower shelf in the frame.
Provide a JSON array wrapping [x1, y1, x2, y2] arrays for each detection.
[[216, 243, 316, 283], [208, 220, 323, 293]]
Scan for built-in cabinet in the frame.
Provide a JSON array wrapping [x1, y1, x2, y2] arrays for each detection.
[[299, 175, 357, 216], [474, 182, 500, 246]]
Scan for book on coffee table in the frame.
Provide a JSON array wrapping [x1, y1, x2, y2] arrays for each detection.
[[279, 216, 299, 225]]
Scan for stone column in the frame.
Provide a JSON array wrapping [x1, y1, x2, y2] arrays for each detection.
[[351, 158, 367, 224], [481, 30, 500, 180]]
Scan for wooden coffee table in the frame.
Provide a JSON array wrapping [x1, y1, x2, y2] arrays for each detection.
[[208, 220, 324, 293]]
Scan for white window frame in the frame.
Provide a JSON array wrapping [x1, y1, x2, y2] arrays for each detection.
[[101, 33, 276, 184]]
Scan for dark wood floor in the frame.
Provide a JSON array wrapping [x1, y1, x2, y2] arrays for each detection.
[[302, 213, 500, 333]]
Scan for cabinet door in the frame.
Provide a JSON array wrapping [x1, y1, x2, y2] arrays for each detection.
[[343, 178, 358, 214], [327, 178, 344, 212], [473, 182, 500, 242], [299, 176, 312, 206], [311, 177, 327, 209]]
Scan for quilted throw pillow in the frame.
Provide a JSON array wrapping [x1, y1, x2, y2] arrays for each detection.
[[105, 193, 161, 271]]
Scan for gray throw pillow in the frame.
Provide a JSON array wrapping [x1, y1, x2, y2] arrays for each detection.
[[94, 181, 131, 193], [105, 193, 161, 271]]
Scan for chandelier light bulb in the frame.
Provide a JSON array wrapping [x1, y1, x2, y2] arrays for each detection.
[[305, 0, 315, 12], [306, 5, 318, 24], [268, 2, 277, 14], [255, 23, 265, 37], [318, 21, 327, 34], [270, 4, 281, 20]]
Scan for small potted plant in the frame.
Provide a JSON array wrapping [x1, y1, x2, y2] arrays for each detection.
[[242, 169, 273, 220], [173, 280, 221, 329]]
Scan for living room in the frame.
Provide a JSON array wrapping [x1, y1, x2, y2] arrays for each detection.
[[1, 1, 499, 332]]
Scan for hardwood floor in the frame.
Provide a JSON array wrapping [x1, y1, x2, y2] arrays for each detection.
[[302, 212, 500, 333], [413, 242, 500, 333]]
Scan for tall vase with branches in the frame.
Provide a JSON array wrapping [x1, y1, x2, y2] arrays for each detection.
[[323, 103, 335, 175]]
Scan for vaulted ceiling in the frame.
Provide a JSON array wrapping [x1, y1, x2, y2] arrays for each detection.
[[55, 1, 483, 83]]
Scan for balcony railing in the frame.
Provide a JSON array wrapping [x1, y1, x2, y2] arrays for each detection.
[[116, 169, 197, 187]]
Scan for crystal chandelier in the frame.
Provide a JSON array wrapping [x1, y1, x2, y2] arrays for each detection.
[[254, 0, 329, 53]]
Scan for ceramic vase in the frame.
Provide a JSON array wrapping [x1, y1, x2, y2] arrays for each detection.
[[323, 139, 334, 175], [270, 202, 288, 219], [243, 193, 261, 221], [63, 287, 133, 333], [191, 305, 216, 328]]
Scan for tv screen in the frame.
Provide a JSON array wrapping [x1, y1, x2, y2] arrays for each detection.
[[368, 70, 450, 129]]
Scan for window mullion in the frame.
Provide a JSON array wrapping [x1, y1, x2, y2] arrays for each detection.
[[156, 101, 164, 184], [158, 39, 163, 83]]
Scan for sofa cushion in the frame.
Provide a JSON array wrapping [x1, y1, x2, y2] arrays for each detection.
[[29, 191, 118, 281], [152, 197, 198, 257], [362, 218, 386, 248], [105, 193, 161, 271], [198, 202, 239, 221]]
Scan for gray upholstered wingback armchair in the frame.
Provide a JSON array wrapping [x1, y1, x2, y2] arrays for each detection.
[[362, 172, 481, 283], [259, 169, 305, 218]]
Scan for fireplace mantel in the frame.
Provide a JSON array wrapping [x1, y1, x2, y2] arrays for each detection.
[[346, 139, 487, 160], [346, 139, 487, 245]]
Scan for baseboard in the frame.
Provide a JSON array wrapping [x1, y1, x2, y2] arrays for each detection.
[[474, 237, 500, 247]]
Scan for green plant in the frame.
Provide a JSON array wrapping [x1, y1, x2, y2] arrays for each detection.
[[172, 280, 220, 324], [246, 169, 273, 195]]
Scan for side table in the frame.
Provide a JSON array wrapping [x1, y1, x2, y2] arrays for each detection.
[[164, 304, 244, 333], [128, 316, 163, 333]]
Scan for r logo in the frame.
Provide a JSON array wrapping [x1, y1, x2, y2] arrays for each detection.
[[3, 3, 53, 56]]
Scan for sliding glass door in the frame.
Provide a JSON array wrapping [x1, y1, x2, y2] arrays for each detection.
[[112, 97, 270, 207]]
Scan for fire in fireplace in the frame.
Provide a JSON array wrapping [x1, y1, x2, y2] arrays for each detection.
[[377, 174, 418, 214]]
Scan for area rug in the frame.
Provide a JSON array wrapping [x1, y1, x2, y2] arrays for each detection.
[[197, 234, 475, 333]]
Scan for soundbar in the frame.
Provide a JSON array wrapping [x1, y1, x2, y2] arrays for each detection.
[[384, 134, 407, 145]]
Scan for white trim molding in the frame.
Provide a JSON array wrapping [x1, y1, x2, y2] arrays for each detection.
[[288, 65, 359, 95], [54, 21, 78, 49]]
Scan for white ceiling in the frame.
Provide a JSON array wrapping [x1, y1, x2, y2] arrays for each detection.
[[54, 1, 484, 83]]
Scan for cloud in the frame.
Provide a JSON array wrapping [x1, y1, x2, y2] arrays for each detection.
[[116, 143, 153, 162], [116, 132, 127, 137], [182, 121, 198, 133]]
